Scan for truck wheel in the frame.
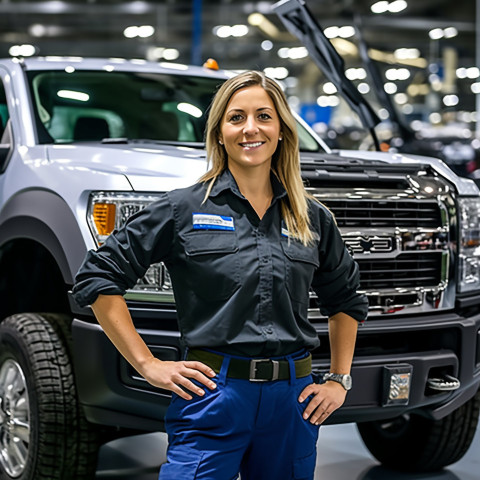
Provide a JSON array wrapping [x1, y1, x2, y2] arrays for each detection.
[[357, 389, 480, 472], [0, 313, 99, 479]]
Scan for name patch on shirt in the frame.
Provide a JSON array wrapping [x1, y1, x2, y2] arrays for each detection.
[[192, 213, 235, 231]]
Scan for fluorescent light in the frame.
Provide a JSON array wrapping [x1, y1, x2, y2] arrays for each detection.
[[57, 90, 89, 102]]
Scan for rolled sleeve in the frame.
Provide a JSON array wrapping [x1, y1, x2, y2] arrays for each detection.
[[72, 193, 175, 307], [311, 210, 368, 322]]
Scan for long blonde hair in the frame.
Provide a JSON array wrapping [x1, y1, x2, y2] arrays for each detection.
[[200, 71, 314, 245]]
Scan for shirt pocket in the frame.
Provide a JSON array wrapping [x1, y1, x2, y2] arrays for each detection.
[[184, 231, 242, 301], [282, 240, 319, 304]]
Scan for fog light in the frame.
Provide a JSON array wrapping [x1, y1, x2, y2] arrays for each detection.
[[383, 364, 413, 406]]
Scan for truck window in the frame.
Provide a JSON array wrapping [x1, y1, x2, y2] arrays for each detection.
[[26, 69, 322, 152]]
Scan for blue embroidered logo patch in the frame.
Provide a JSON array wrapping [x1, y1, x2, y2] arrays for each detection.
[[192, 213, 235, 231]]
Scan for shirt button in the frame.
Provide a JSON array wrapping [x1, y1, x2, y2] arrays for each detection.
[[262, 258, 269, 264]]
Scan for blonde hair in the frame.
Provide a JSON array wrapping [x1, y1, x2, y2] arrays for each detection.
[[200, 71, 314, 246]]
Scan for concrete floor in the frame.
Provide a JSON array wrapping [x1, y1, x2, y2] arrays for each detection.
[[95, 421, 480, 479]]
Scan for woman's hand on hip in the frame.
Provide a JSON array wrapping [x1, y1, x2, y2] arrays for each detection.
[[140, 358, 217, 400], [298, 381, 347, 425]]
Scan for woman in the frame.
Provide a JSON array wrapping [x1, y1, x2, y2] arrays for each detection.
[[73, 71, 368, 479]]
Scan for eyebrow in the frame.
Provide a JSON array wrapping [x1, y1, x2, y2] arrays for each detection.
[[226, 107, 274, 115]]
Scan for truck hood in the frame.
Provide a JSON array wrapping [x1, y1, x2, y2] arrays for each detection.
[[336, 149, 479, 196], [47, 142, 209, 192]]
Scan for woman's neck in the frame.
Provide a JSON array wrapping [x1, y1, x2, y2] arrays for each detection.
[[228, 163, 274, 219]]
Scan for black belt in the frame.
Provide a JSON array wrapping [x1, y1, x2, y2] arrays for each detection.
[[186, 349, 312, 382]]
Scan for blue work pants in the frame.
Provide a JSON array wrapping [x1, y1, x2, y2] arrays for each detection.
[[159, 351, 319, 480]]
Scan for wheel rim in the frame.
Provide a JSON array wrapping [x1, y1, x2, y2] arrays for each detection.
[[0, 359, 30, 478]]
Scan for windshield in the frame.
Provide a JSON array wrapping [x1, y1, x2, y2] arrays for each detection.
[[27, 70, 322, 152]]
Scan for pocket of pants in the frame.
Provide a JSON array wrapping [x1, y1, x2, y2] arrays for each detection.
[[159, 445, 203, 479], [293, 449, 317, 479]]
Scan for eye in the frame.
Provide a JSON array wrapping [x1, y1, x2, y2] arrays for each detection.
[[258, 112, 272, 120], [228, 113, 243, 122]]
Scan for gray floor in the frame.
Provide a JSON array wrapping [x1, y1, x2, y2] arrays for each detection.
[[95, 421, 480, 479]]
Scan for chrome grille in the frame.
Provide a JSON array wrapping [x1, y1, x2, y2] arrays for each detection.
[[309, 180, 454, 316], [356, 253, 443, 289], [325, 199, 442, 228]]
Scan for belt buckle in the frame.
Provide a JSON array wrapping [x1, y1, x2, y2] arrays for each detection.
[[249, 359, 279, 382]]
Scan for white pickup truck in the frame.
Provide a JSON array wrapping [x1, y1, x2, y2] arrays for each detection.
[[0, 55, 480, 479]]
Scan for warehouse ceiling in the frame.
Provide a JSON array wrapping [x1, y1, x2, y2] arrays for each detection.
[[0, 0, 475, 68], [0, 0, 477, 120]]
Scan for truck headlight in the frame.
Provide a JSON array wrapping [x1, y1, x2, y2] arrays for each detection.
[[87, 192, 172, 296], [458, 197, 480, 293]]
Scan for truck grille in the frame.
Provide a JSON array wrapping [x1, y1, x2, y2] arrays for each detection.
[[325, 199, 442, 228], [309, 182, 453, 316], [356, 253, 443, 290]]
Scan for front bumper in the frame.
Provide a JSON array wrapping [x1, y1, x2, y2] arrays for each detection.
[[71, 306, 480, 431]]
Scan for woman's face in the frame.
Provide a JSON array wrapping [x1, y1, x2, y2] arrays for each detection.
[[219, 85, 281, 173]]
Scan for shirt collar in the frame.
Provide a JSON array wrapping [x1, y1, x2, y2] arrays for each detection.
[[208, 169, 288, 201]]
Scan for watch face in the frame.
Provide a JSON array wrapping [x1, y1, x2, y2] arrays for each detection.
[[343, 375, 352, 390]]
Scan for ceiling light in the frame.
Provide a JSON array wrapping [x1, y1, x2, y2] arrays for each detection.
[[358, 83, 370, 94], [137, 25, 155, 38], [9, 44, 36, 57], [338, 26, 355, 38], [124, 26, 138, 38], [429, 28, 444, 40], [264, 67, 289, 80], [371, 1, 389, 14], [261, 40, 273, 51], [443, 94, 459, 106], [231, 25, 249, 37], [471, 82, 480, 94], [288, 47, 308, 59], [394, 48, 420, 60], [323, 82, 337, 94], [124, 25, 154, 38], [324, 26, 339, 38], [384, 82, 398, 94], [388, 0, 408, 13], [444, 27, 458, 39], [467, 67, 480, 79]]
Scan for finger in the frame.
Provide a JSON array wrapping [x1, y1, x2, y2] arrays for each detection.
[[170, 384, 193, 401], [311, 406, 332, 425], [298, 384, 317, 402], [303, 396, 326, 420], [176, 376, 207, 397], [184, 361, 216, 377], [185, 368, 218, 390]]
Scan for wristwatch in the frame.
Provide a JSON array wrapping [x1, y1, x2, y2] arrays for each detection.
[[323, 372, 352, 391]]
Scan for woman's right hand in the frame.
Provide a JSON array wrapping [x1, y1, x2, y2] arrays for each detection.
[[140, 357, 218, 400]]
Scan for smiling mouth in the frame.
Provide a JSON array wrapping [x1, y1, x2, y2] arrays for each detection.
[[239, 141, 264, 149]]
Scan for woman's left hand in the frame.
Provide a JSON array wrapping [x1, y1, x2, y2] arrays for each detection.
[[298, 381, 347, 425]]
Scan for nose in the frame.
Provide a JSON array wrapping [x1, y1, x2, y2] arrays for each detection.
[[243, 115, 259, 135]]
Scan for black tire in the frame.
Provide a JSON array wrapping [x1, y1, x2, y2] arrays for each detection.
[[0, 313, 100, 479], [357, 389, 480, 472]]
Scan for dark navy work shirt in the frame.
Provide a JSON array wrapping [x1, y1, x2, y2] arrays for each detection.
[[73, 169, 368, 356]]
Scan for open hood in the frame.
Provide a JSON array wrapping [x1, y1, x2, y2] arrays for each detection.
[[273, 0, 380, 146]]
